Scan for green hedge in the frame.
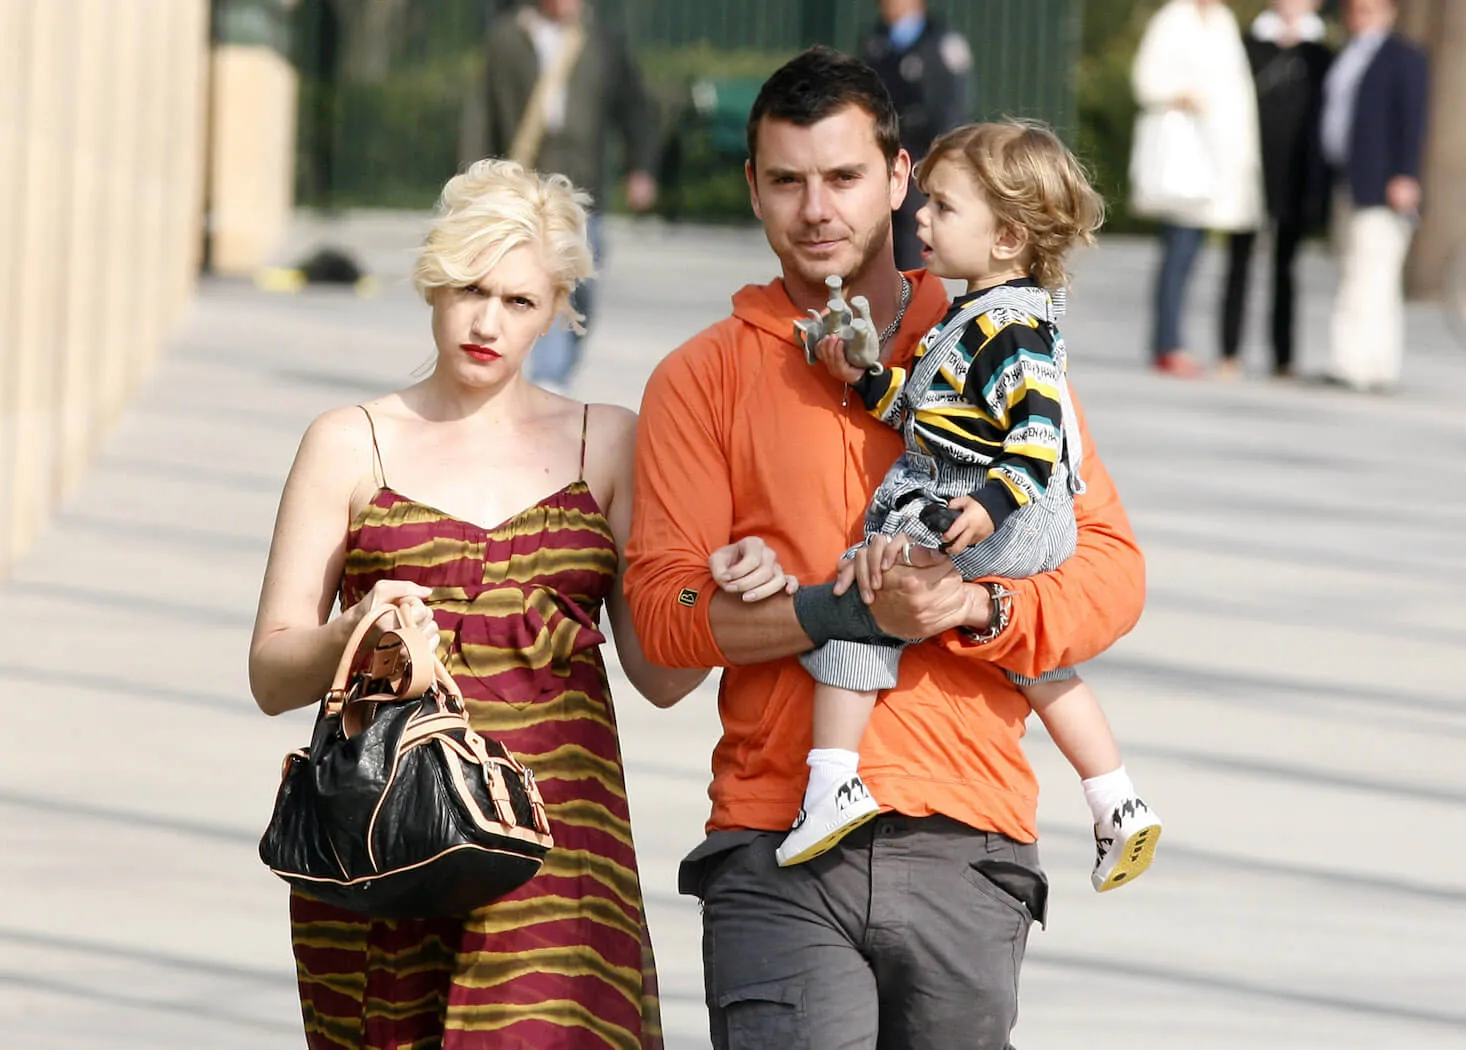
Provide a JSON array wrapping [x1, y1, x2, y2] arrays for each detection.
[[639, 45, 791, 222], [296, 44, 791, 218], [295, 1, 1274, 226], [297, 57, 478, 211]]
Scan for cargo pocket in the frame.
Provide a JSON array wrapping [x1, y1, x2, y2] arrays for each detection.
[[963, 858, 1049, 928], [717, 980, 808, 1050]]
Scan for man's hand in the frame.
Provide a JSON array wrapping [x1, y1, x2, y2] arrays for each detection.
[[709, 536, 798, 602], [1386, 175, 1421, 218], [836, 535, 987, 639], [833, 533, 933, 604], [626, 171, 658, 212]]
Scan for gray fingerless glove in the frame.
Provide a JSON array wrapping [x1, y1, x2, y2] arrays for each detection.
[[792, 581, 898, 648]]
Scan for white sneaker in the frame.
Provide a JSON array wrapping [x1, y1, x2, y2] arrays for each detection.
[[775, 774, 880, 867], [1092, 797, 1162, 892]]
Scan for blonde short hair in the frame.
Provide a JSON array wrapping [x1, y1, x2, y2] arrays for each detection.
[[412, 158, 594, 329], [916, 121, 1105, 290]]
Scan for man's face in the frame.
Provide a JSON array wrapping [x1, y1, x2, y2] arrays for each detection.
[[879, 0, 925, 24], [538, 0, 583, 24], [1272, 0, 1319, 22], [1345, 0, 1395, 35], [746, 105, 910, 294]]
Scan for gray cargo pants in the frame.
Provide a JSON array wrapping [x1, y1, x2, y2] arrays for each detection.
[[681, 814, 1047, 1050]]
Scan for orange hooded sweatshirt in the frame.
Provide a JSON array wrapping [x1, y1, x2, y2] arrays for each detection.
[[624, 270, 1145, 841]]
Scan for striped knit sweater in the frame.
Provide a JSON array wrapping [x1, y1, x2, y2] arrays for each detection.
[[853, 278, 1076, 530]]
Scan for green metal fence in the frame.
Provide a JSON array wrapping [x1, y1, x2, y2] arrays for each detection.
[[607, 0, 1082, 133], [294, 0, 1083, 215]]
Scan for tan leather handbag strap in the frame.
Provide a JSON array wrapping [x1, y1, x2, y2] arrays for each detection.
[[328, 604, 434, 703], [432, 657, 465, 706], [507, 9, 586, 168], [375, 627, 435, 702]]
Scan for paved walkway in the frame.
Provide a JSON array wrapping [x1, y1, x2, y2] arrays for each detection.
[[2, 214, 1463, 1049]]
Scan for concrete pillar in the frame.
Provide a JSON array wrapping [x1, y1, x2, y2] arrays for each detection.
[[96, 0, 143, 431], [7, 0, 69, 564], [55, 0, 108, 495], [0, 0, 212, 576], [170, 3, 213, 329], [0, 0, 28, 564], [207, 0, 300, 276]]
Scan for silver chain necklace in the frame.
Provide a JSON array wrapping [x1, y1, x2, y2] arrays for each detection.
[[842, 274, 912, 409], [879, 274, 912, 346]]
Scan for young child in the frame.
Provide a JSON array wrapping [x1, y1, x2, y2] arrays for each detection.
[[780, 120, 1161, 890]]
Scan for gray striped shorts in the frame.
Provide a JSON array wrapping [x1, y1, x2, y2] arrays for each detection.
[[799, 451, 1079, 691]]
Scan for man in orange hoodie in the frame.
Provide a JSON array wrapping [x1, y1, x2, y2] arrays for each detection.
[[624, 47, 1146, 1049]]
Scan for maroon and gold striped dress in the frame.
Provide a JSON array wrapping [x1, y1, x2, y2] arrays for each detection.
[[288, 419, 661, 1049]]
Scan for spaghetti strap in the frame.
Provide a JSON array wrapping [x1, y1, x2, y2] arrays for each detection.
[[578, 405, 589, 481], [358, 405, 387, 488]]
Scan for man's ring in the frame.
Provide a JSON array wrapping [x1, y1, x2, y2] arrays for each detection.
[[900, 539, 913, 567]]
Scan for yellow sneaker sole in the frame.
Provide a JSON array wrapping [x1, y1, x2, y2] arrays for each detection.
[[1096, 823, 1161, 892], [776, 809, 880, 867]]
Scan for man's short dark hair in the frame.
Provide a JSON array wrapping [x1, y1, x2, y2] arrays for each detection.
[[746, 46, 901, 169]]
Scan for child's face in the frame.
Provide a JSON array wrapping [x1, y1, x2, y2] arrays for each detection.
[[915, 159, 1028, 292]]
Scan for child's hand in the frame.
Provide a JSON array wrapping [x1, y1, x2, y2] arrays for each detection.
[[937, 496, 995, 554], [709, 537, 799, 602], [815, 332, 865, 384]]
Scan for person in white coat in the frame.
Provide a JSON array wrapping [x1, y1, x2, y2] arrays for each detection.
[[1131, 0, 1264, 377]]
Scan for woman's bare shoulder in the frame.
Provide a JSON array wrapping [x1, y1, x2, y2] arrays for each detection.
[[303, 402, 375, 456], [569, 401, 635, 489], [586, 400, 636, 431], [310, 392, 416, 441], [584, 401, 637, 453], [292, 396, 407, 493]]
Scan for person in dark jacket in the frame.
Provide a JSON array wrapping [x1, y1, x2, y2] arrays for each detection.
[[1319, 0, 1429, 391], [1219, 0, 1333, 379], [861, 0, 973, 271], [481, 0, 660, 391]]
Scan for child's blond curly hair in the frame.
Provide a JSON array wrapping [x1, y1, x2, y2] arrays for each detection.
[[915, 120, 1105, 290]]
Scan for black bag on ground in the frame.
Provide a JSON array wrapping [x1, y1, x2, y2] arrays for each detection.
[[259, 605, 553, 918]]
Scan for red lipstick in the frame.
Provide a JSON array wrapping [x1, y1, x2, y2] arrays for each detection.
[[460, 343, 501, 362]]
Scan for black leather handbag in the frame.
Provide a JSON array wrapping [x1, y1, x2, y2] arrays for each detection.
[[259, 605, 553, 918]]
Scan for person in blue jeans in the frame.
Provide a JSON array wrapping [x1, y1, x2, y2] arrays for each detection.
[[479, 0, 660, 391], [530, 212, 604, 390], [1131, 0, 1264, 377]]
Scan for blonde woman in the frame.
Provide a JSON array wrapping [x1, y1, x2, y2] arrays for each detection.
[[249, 159, 787, 1049]]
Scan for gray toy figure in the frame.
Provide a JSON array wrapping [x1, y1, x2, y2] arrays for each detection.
[[793, 275, 883, 374]]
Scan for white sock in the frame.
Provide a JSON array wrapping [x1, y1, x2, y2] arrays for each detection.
[[1081, 765, 1136, 827], [803, 748, 860, 807]]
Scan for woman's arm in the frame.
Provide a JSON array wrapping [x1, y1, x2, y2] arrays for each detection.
[[597, 406, 711, 708], [248, 407, 432, 715]]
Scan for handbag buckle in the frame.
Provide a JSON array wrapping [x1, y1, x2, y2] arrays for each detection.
[[525, 768, 551, 836], [481, 761, 520, 827]]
